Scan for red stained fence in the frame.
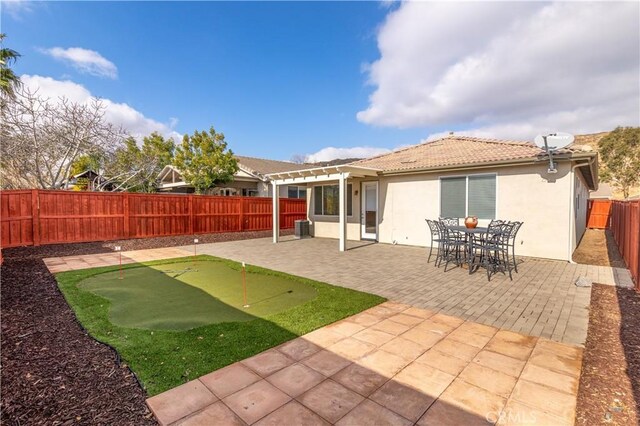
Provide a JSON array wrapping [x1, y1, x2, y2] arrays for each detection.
[[586, 200, 612, 229], [1, 190, 307, 249], [610, 200, 640, 290]]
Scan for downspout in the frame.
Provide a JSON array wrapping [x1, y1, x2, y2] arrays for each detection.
[[568, 158, 595, 263]]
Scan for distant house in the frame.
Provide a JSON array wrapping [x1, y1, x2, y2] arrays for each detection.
[[157, 156, 313, 198], [589, 182, 613, 200], [267, 135, 599, 261], [64, 170, 112, 191]]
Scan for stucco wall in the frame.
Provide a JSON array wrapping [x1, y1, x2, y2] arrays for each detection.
[[308, 163, 577, 261], [572, 169, 589, 253], [307, 179, 363, 240]]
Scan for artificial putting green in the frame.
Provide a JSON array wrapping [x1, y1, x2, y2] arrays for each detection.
[[79, 260, 317, 330], [56, 255, 385, 396]]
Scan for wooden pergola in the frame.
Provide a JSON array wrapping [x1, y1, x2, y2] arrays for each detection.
[[267, 165, 380, 251]]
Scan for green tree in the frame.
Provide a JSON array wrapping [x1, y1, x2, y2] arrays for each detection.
[[142, 131, 175, 169], [0, 34, 21, 100], [104, 133, 175, 192], [173, 127, 238, 194], [70, 154, 102, 176], [599, 126, 640, 199]]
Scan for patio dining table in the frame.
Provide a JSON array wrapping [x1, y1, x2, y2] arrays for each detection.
[[446, 225, 489, 274]]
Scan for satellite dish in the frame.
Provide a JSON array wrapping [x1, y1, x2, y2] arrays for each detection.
[[534, 132, 574, 174], [534, 132, 575, 150]]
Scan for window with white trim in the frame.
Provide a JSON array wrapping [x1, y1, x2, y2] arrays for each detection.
[[313, 184, 352, 216], [287, 185, 307, 199], [440, 175, 496, 219]]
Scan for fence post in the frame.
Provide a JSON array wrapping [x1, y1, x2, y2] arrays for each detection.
[[123, 193, 130, 238], [189, 195, 194, 235], [31, 189, 40, 246]]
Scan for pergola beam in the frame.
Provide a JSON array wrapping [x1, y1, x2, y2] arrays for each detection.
[[338, 173, 347, 252], [272, 182, 279, 243]]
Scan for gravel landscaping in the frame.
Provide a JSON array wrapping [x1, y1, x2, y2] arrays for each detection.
[[576, 284, 639, 425]]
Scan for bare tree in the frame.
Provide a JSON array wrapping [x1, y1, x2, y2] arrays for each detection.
[[290, 154, 307, 164], [1, 86, 125, 189]]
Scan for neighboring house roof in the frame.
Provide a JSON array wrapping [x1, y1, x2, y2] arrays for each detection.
[[235, 156, 312, 179], [311, 158, 362, 167], [158, 157, 313, 186], [590, 183, 613, 199]]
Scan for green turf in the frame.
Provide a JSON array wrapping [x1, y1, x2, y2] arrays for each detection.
[[56, 255, 385, 396], [79, 260, 318, 330]]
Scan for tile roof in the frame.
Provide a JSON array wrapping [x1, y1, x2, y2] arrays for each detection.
[[352, 136, 547, 172], [235, 156, 313, 176]]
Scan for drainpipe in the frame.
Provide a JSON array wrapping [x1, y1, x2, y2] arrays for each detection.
[[568, 159, 595, 263]]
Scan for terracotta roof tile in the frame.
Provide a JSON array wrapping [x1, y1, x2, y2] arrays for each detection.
[[352, 136, 545, 172]]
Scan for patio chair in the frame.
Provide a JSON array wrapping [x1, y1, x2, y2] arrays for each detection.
[[506, 221, 524, 273], [439, 217, 460, 227], [439, 217, 463, 242], [425, 219, 445, 264], [474, 222, 516, 281], [439, 221, 468, 271]]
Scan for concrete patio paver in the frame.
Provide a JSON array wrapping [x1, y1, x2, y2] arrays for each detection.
[[185, 236, 625, 346], [43, 246, 192, 273], [147, 302, 584, 425]]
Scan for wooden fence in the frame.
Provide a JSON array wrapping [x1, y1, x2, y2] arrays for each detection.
[[610, 200, 640, 290], [1, 190, 307, 249], [586, 199, 612, 229]]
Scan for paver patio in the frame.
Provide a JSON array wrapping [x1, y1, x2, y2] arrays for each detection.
[[189, 236, 633, 346], [146, 301, 584, 425]]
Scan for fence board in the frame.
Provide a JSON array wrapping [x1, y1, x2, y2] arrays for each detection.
[[0, 190, 308, 253], [586, 199, 611, 229], [0, 190, 34, 248], [610, 200, 640, 290]]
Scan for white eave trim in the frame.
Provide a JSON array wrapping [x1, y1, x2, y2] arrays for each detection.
[[158, 181, 191, 189], [267, 165, 380, 185], [157, 164, 181, 181]]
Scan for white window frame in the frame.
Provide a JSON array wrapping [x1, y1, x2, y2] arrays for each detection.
[[313, 183, 354, 218], [438, 173, 498, 219]]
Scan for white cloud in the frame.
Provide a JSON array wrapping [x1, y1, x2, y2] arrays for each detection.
[[2, 0, 34, 20], [305, 146, 391, 162], [20, 75, 181, 141], [40, 47, 118, 79], [358, 2, 640, 140]]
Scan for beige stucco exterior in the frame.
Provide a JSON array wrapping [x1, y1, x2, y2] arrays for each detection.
[[306, 161, 591, 261]]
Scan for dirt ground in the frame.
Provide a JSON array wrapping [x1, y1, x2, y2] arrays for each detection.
[[576, 284, 640, 425], [572, 229, 627, 268], [0, 229, 287, 425]]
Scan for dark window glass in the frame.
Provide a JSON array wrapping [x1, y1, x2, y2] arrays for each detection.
[[313, 184, 353, 216], [440, 177, 466, 218], [468, 175, 496, 219], [314, 186, 322, 215]]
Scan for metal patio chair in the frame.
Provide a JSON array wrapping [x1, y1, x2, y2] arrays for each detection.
[[474, 222, 516, 281], [506, 221, 524, 273], [425, 219, 446, 264], [439, 220, 467, 271]]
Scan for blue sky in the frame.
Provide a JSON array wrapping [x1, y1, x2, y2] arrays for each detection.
[[3, 1, 639, 161]]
